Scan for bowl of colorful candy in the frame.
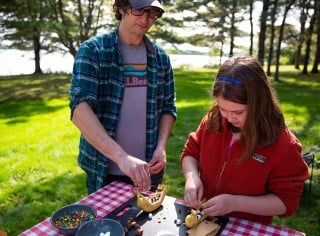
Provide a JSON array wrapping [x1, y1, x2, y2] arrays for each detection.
[[76, 218, 125, 236], [50, 203, 97, 235]]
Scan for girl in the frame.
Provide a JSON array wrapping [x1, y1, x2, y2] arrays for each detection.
[[181, 56, 309, 224]]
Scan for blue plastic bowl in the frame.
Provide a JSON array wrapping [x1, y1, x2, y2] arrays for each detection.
[[50, 204, 96, 235], [76, 218, 125, 236]]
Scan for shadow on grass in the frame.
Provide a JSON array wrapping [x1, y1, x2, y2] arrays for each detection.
[[0, 73, 71, 124], [0, 100, 66, 124], [0, 172, 87, 236], [0, 73, 71, 103]]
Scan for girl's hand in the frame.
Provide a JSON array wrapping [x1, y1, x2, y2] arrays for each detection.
[[202, 194, 234, 216], [184, 174, 203, 209]]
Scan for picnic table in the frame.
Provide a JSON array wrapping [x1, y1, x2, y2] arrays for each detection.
[[19, 181, 306, 236]]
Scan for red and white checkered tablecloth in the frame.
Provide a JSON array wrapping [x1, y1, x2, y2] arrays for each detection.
[[19, 181, 305, 236]]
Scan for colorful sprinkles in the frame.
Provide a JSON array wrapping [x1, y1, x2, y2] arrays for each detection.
[[54, 210, 95, 229]]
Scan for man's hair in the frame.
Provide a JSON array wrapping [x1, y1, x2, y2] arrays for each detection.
[[207, 56, 286, 160], [113, 0, 131, 21]]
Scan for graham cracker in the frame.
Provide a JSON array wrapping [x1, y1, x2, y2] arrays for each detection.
[[187, 219, 220, 236]]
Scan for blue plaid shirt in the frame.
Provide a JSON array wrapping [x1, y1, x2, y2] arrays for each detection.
[[69, 27, 177, 190]]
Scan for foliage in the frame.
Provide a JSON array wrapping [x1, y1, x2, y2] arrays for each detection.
[[148, 0, 186, 44], [0, 69, 320, 235], [0, 0, 114, 57], [1, 0, 319, 75], [46, 0, 115, 56], [0, 0, 50, 50]]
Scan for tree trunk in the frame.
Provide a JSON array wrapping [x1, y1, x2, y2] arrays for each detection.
[[228, 0, 237, 57], [294, 0, 308, 70], [302, 6, 317, 74], [249, 0, 254, 55], [267, 0, 278, 76], [274, 0, 295, 81], [258, 0, 270, 65], [33, 33, 43, 74], [311, 1, 320, 74], [219, 41, 224, 66]]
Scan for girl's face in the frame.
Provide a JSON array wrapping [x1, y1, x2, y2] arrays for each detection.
[[217, 96, 248, 130]]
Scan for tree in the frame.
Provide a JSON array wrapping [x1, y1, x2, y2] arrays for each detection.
[[310, 0, 320, 73], [302, 0, 317, 74], [266, 0, 279, 76], [1, 0, 52, 74], [47, 0, 113, 57], [274, 0, 296, 81], [248, 0, 254, 55], [1, 0, 114, 73], [147, 0, 186, 46], [228, 0, 237, 57], [257, 0, 271, 65], [294, 0, 308, 70], [174, 0, 251, 59], [1, 0, 320, 75]]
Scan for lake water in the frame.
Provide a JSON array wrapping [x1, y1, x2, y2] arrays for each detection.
[[0, 49, 74, 75], [0, 49, 225, 76]]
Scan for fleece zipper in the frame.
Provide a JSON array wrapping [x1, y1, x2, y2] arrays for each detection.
[[214, 135, 236, 195]]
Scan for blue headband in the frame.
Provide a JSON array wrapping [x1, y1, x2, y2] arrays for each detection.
[[216, 77, 242, 85]]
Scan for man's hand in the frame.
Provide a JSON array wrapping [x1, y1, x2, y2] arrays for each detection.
[[119, 155, 151, 190], [148, 147, 167, 174]]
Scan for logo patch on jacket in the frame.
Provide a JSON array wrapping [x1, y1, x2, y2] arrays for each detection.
[[252, 153, 266, 163]]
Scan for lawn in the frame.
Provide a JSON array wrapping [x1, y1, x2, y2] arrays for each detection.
[[0, 69, 319, 235]]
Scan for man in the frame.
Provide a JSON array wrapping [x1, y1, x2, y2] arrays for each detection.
[[69, 0, 176, 194]]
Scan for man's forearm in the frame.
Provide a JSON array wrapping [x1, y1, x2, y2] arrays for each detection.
[[156, 114, 175, 149], [71, 102, 127, 163]]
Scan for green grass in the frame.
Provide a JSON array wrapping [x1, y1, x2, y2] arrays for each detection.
[[0, 69, 319, 235]]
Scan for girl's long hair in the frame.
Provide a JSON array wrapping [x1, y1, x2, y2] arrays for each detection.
[[207, 56, 286, 160]]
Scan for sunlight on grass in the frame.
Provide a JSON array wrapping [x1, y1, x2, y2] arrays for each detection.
[[0, 96, 86, 235], [176, 99, 211, 108], [282, 103, 309, 128]]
